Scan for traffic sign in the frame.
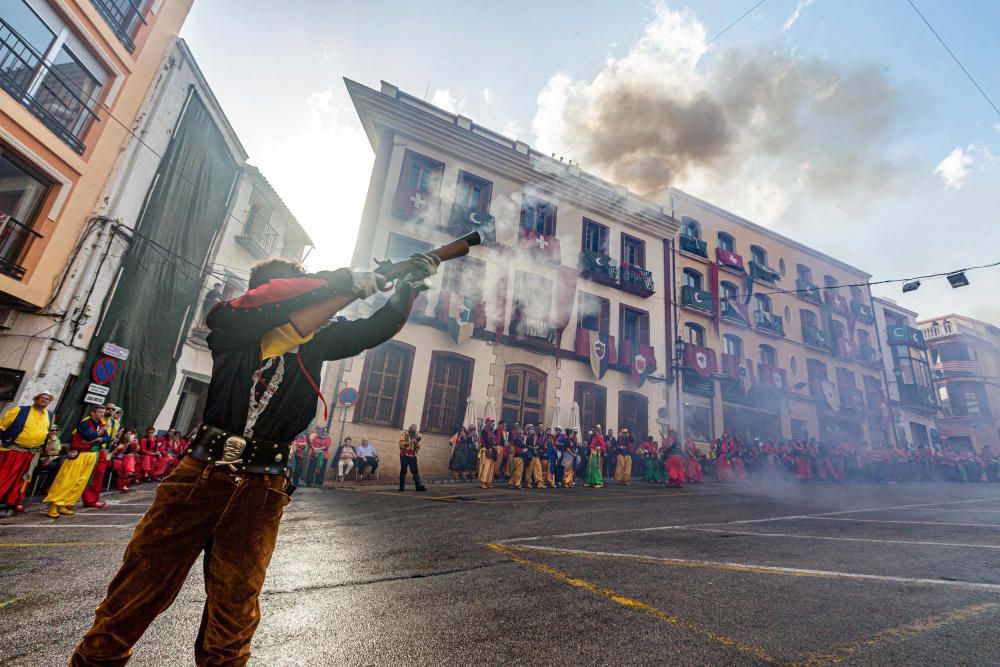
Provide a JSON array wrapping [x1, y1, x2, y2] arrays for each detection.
[[87, 383, 110, 396], [102, 343, 129, 360], [91, 357, 118, 385], [84, 393, 105, 405], [338, 387, 358, 406]]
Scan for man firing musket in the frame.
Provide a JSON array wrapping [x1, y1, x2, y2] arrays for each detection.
[[70, 232, 484, 666]]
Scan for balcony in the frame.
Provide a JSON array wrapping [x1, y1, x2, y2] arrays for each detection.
[[721, 298, 749, 325], [899, 383, 937, 409], [235, 223, 279, 259], [679, 234, 708, 259], [839, 386, 865, 412], [931, 360, 981, 377], [619, 263, 655, 297], [715, 247, 745, 272], [802, 324, 831, 350], [749, 260, 781, 284], [509, 315, 556, 344], [887, 324, 926, 349], [796, 278, 821, 304], [681, 285, 713, 315], [91, 0, 147, 53], [578, 250, 618, 287], [851, 300, 875, 324], [859, 345, 881, 368], [0, 213, 42, 280], [448, 203, 495, 239], [0, 18, 99, 154], [754, 310, 785, 337]]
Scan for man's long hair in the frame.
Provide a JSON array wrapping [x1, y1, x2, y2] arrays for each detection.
[[248, 259, 305, 290]]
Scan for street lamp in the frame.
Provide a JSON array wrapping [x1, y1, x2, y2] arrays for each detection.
[[674, 336, 685, 439]]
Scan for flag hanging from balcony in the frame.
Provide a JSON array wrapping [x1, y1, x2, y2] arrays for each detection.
[[709, 261, 720, 337], [624, 341, 656, 387], [392, 185, 437, 220], [683, 343, 717, 377], [758, 365, 787, 392], [715, 247, 744, 272], [448, 205, 497, 242], [836, 336, 859, 359], [820, 381, 840, 412], [825, 292, 849, 317], [554, 266, 579, 361], [518, 228, 561, 262], [721, 353, 741, 381], [588, 330, 610, 379], [740, 358, 756, 394]]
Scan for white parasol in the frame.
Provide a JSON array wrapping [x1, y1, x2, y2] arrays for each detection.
[[483, 397, 497, 423], [550, 397, 561, 430], [464, 396, 477, 428], [570, 401, 581, 433]]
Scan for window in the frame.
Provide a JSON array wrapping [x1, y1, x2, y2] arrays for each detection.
[[801, 309, 819, 329], [885, 311, 905, 328], [356, 342, 414, 428], [797, 264, 813, 284], [723, 334, 743, 358], [402, 151, 443, 193], [831, 320, 846, 341], [858, 330, 872, 349], [441, 256, 486, 304], [620, 306, 650, 347], [577, 292, 610, 333], [836, 367, 857, 389], [750, 245, 768, 266], [618, 392, 649, 435], [1, 1, 108, 152], [520, 195, 556, 235], [456, 171, 492, 212], [863, 375, 883, 409], [582, 218, 609, 255], [682, 268, 703, 291], [502, 365, 546, 426], [385, 233, 432, 262], [759, 345, 778, 367], [754, 294, 772, 314], [938, 342, 976, 362], [621, 234, 646, 267], [721, 281, 738, 300], [512, 271, 552, 324], [683, 399, 714, 441], [686, 322, 706, 347], [422, 352, 474, 434], [807, 358, 828, 383], [681, 216, 701, 239], [0, 145, 51, 278], [243, 200, 277, 255], [823, 275, 839, 290], [717, 232, 735, 252], [90, 0, 151, 52], [170, 376, 208, 436], [575, 382, 606, 433], [850, 285, 865, 304]]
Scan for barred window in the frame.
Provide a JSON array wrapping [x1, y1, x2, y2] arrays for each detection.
[[421, 353, 474, 434], [618, 392, 648, 436], [356, 342, 414, 428]]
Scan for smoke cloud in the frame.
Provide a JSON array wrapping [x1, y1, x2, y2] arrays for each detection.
[[531, 4, 912, 223]]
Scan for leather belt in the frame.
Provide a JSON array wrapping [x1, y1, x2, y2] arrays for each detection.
[[187, 424, 290, 476]]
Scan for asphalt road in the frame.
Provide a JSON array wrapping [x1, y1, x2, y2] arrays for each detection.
[[3, 477, 1000, 666]]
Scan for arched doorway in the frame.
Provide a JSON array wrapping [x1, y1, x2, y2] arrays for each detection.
[[501, 365, 546, 426]]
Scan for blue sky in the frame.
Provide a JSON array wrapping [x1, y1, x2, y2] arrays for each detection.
[[181, 0, 1000, 323]]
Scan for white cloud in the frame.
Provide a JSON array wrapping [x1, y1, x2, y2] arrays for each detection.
[[933, 144, 996, 190], [482, 86, 498, 106], [783, 0, 816, 31], [430, 88, 457, 112]]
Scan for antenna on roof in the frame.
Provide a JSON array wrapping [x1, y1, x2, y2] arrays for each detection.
[[424, 81, 431, 100]]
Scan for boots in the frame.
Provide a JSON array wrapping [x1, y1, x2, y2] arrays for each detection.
[[47, 504, 60, 518], [58, 505, 75, 515]]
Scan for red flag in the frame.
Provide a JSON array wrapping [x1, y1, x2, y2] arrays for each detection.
[[630, 343, 657, 387], [710, 261, 720, 338], [518, 228, 561, 262], [742, 358, 757, 393], [715, 247, 744, 271], [721, 353, 742, 381], [683, 343, 718, 377], [824, 292, 849, 316]]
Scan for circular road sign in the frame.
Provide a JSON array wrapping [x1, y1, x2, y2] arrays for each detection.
[[338, 387, 358, 406], [92, 356, 118, 385]]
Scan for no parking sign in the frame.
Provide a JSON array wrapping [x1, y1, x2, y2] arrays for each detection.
[[91, 357, 118, 385]]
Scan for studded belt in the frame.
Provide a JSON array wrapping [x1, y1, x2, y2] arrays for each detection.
[[186, 424, 290, 476]]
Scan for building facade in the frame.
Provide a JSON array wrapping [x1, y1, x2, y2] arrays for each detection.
[[663, 189, 890, 447], [0, 0, 193, 405], [918, 314, 1000, 452], [873, 297, 938, 449], [326, 80, 679, 476]]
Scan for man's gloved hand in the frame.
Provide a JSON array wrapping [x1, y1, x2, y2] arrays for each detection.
[[404, 253, 440, 283], [350, 271, 388, 298]]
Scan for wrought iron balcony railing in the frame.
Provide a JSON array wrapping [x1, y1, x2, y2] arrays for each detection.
[[681, 285, 713, 314], [679, 234, 708, 258], [91, 0, 148, 53], [754, 310, 785, 337], [619, 263, 654, 296], [796, 278, 821, 303], [0, 213, 42, 280], [0, 18, 98, 154]]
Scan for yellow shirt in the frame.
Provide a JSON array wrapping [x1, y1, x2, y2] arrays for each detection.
[[0, 405, 51, 449]]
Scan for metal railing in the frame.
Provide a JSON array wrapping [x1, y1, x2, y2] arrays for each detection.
[[619, 263, 654, 293], [754, 310, 785, 336], [0, 18, 98, 154], [0, 213, 42, 280], [90, 0, 147, 53]]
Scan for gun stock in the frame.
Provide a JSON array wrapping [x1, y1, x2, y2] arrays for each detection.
[[288, 231, 483, 336]]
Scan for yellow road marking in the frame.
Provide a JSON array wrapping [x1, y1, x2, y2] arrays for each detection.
[[0, 594, 30, 609], [789, 602, 1000, 666], [0, 541, 127, 547], [488, 543, 776, 663]]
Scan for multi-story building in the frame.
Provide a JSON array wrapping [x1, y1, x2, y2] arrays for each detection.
[[873, 297, 938, 448], [918, 314, 1000, 452], [0, 0, 193, 404], [662, 189, 890, 446], [327, 79, 679, 475]]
